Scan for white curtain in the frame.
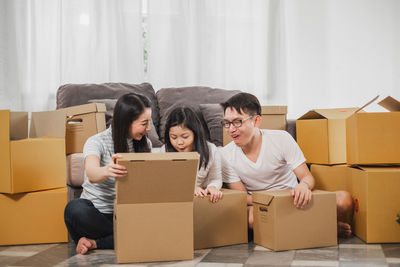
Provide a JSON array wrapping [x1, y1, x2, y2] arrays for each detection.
[[1, 0, 399, 118], [0, 0, 143, 112], [146, 0, 286, 105]]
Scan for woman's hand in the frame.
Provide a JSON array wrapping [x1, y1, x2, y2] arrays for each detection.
[[206, 186, 223, 203], [291, 181, 312, 209], [103, 154, 127, 179], [195, 186, 208, 197]]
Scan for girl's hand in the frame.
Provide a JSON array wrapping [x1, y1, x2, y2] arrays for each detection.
[[206, 186, 223, 203], [195, 186, 207, 197], [104, 154, 127, 178]]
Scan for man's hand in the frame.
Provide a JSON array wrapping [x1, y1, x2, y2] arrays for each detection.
[[291, 181, 312, 209]]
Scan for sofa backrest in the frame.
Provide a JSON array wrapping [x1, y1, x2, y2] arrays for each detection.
[[56, 82, 163, 147]]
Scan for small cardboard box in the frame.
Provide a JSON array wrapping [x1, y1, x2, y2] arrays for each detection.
[[346, 96, 400, 165], [311, 164, 352, 193], [0, 110, 66, 194], [253, 190, 337, 251], [0, 187, 68, 245], [223, 106, 287, 146], [350, 166, 400, 243], [193, 189, 248, 249], [114, 152, 199, 263], [296, 108, 359, 164], [63, 103, 106, 154]]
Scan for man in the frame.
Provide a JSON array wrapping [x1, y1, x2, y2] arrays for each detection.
[[220, 93, 353, 237]]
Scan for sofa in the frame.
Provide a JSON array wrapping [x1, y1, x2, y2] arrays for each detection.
[[57, 82, 296, 200]]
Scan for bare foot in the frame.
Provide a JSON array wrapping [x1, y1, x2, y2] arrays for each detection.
[[76, 237, 97, 254], [338, 221, 352, 238]]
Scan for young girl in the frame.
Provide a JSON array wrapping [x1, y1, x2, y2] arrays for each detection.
[[64, 93, 152, 255], [162, 107, 223, 203]]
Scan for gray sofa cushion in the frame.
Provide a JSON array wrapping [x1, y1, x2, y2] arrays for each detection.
[[156, 86, 240, 143], [199, 104, 224, 146], [56, 82, 160, 130], [88, 98, 163, 147]]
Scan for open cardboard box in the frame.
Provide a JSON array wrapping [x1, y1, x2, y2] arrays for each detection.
[[62, 103, 106, 154], [114, 152, 199, 263], [296, 107, 359, 164], [0, 109, 66, 194], [223, 106, 287, 146], [253, 190, 337, 251], [346, 96, 400, 165]]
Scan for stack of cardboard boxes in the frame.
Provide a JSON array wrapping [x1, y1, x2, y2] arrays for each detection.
[[0, 109, 68, 245], [297, 96, 400, 243]]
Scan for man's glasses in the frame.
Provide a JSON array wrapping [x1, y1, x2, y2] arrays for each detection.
[[221, 115, 255, 129]]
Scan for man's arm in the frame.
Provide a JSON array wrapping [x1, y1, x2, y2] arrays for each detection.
[[292, 162, 315, 208], [227, 181, 253, 205]]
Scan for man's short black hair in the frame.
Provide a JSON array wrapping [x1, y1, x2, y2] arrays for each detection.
[[220, 92, 261, 116]]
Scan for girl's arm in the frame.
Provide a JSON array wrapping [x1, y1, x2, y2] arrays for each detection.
[[85, 154, 127, 183]]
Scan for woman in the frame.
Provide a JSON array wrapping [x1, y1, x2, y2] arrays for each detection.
[[163, 107, 223, 203], [64, 93, 152, 255]]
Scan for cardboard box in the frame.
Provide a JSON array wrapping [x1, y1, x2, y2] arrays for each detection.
[[350, 166, 400, 243], [63, 103, 106, 154], [0, 187, 68, 245], [346, 96, 400, 165], [253, 190, 337, 251], [0, 110, 66, 194], [223, 106, 287, 146], [114, 152, 199, 263], [311, 164, 351, 193], [296, 108, 359, 164], [193, 189, 248, 249]]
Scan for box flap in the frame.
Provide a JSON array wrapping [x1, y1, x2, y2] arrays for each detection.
[[64, 103, 107, 117], [378, 96, 400, 112], [261, 106, 287, 115], [354, 95, 380, 113], [299, 108, 359, 120], [10, 112, 28, 140], [116, 152, 199, 204], [30, 110, 66, 138], [252, 191, 275, 206], [0, 110, 12, 193]]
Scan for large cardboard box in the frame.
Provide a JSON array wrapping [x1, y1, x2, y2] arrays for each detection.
[[346, 96, 400, 165], [194, 189, 248, 249], [350, 166, 400, 243], [296, 108, 358, 164], [311, 164, 351, 193], [0, 110, 66, 194], [0, 187, 68, 245], [253, 190, 337, 251], [114, 152, 199, 263], [223, 106, 287, 146], [63, 103, 106, 154]]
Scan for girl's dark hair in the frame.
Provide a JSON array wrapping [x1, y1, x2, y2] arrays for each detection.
[[164, 107, 210, 170], [112, 93, 152, 153]]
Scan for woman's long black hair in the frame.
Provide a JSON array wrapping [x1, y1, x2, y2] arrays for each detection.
[[112, 93, 151, 153], [164, 107, 210, 169]]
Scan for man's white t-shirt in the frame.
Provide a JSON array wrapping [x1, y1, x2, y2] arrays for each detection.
[[220, 129, 306, 192]]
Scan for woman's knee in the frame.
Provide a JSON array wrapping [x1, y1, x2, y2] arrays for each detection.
[[65, 198, 93, 222]]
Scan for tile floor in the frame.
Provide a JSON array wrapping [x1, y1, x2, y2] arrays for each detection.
[[1, 236, 400, 267]]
